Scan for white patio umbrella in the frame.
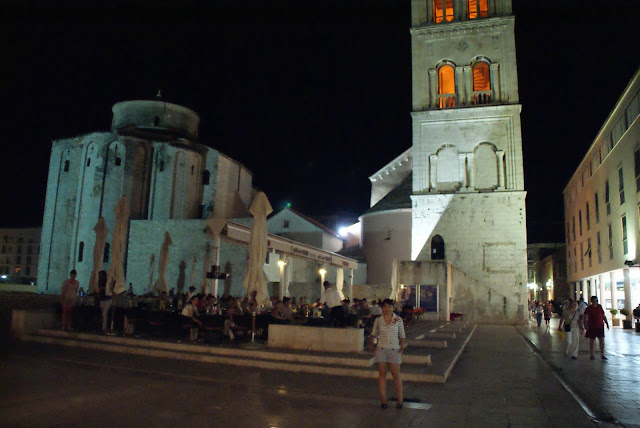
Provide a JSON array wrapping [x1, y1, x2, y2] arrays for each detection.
[[242, 191, 273, 305], [153, 231, 172, 294], [106, 196, 130, 296], [336, 268, 345, 300], [201, 242, 211, 294], [88, 217, 108, 293], [389, 258, 399, 300]]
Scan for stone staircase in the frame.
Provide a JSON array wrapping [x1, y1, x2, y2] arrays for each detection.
[[22, 320, 475, 383]]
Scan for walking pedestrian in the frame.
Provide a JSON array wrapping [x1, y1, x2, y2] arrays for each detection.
[[544, 302, 552, 330], [583, 296, 610, 360], [535, 302, 544, 327], [559, 300, 582, 359]]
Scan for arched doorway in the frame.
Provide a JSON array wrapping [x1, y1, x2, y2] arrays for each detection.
[[431, 235, 445, 260]]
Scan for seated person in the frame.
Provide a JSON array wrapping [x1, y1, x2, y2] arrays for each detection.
[[204, 295, 217, 313], [369, 300, 382, 316], [158, 291, 170, 310], [282, 298, 295, 322], [224, 297, 243, 340], [270, 300, 289, 324], [240, 297, 251, 314], [181, 296, 202, 342], [195, 293, 206, 313], [356, 299, 372, 328]]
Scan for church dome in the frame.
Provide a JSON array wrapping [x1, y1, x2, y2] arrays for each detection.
[[111, 99, 200, 140]]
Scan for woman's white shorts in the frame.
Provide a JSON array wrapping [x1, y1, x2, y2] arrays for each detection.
[[374, 347, 402, 364]]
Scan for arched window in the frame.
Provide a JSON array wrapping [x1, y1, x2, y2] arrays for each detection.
[[431, 235, 445, 260], [78, 242, 84, 262], [468, 0, 488, 19], [433, 0, 454, 23], [64, 160, 70, 172], [438, 64, 456, 108], [472, 61, 491, 105]]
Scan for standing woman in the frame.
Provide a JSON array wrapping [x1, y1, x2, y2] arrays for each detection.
[[559, 300, 582, 359], [535, 302, 544, 327], [369, 299, 406, 409], [60, 270, 80, 330]]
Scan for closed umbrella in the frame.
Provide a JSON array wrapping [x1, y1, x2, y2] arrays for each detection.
[[153, 231, 172, 294], [147, 253, 155, 294], [390, 258, 399, 300], [88, 217, 108, 293], [106, 196, 130, 296], [190, 254, 198, 291], [201, 242, 211, 294], [336, 268, 345, 300], [242, 191, 273, 305]]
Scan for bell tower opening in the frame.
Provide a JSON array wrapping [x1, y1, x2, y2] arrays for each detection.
[[431, 235, 445, 260]]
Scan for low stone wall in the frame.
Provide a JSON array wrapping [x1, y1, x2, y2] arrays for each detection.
[[11, 309, 57, 339], [268, 324, 364, 353]]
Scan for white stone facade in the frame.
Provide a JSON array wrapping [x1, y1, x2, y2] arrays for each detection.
[[37, 100, 253, 293], [361, 0, 527, 323], [563, 68, 640, 319]]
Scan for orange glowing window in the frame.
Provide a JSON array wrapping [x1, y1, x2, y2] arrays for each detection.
[[433, 0, 454, 23], [438, 64, 456, 108], [472, 62, 490, 91], [468, 0, 488, 19]]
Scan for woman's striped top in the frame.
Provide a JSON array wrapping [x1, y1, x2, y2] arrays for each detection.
[[372, 313, 406, 349]]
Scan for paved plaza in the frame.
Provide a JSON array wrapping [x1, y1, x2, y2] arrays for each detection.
[[5, 319, 637, 427]]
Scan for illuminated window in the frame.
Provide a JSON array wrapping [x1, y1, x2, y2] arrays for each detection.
[[472, 62, 491, 105], [468, 0, 488, 19], [433, 0, 454, 23], [622, 215, 628, 254], [619, 167, 625, 204], [438, 64, 456, 108]]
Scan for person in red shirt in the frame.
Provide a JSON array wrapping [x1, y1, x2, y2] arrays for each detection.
[[583, 296, 610, 360]]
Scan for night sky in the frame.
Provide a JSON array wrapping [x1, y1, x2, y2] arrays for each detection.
[[2, 0, 639, 243]]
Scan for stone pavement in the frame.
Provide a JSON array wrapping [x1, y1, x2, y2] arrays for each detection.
[[0, 324, 610, 427], [517, 316, 640, 428]]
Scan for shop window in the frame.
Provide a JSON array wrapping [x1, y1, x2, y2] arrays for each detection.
[[437, 64, 456, 108], [472, 61, 491, 105], [433, 0, 454, 23], [468, 0, 488, 19]]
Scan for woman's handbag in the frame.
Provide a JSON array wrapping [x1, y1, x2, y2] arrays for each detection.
[[564, 311, 577, 332]]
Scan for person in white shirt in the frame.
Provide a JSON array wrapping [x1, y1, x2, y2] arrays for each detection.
[[369, 299, 406, 409], [369, 300, 382, 316], [181, 296, 202, 342], [321, 281, 344, 327]]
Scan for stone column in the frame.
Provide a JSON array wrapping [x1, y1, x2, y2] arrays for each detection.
[[430, 154, 438, 191], [455, 66, 465, 106], [623, 268, 632, 322], [463, 66, 472, 105], [609, 271, 617, 311], [490, 63, 500, 102], [598, 274, 607, 305], [575, 281, 581, 300], [589, 278, 597, 299], [582, 279, 589, 301], [428, 69, 437, 109], [497, 151, 506, 189]]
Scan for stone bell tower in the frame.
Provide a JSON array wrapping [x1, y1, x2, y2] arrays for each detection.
[[409, 0, 528, 322]]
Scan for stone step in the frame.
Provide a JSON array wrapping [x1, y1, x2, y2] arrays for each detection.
[[24, 333, 439, 382], [408, 339, 448, 349]]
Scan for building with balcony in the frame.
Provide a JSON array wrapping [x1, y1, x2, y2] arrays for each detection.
[[0, 228, 41, 281], [563, 67, 640, 321]]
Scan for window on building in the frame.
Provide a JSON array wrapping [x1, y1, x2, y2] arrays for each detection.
[[202, 170, 210, 185], [86, 158, 91, 167], [283, 220, 289, 229], [472, 61, 491, 105], [574, 247, 577, 272], [594, 192, 600, 223], [586, 202, 590, 230], [635, 149, 640, 192], [572, 216, 576, 241], [580, 243, 584, 271], [612, 116, 627, 145], [622, 215, 628, 255], [605, 180, 611, 214], [578, 210, 582, 236], [596, 231, 602, 264], [608, 224, 614, 259], [468, 0, 488, 19], [103, 243, 111, 263], [64, 160, 70, 172], [438, 64, 456, 108], [566, 222, 570, 244], [433, 0, 454, 23], [626, 90, 640, 127], [78, 242, 84, 262], [587, 238, 592, 267], [619, 167, 625, 205], [16, 255, 21, 265], [115, 157, 122, 166]]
